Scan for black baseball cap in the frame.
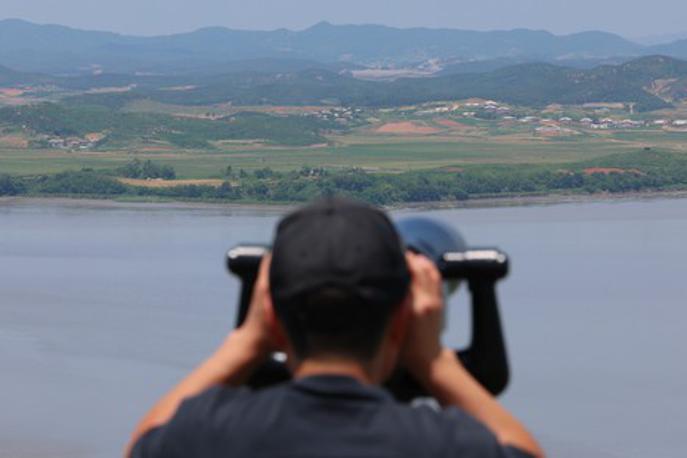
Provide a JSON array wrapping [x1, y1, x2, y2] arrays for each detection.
[[270, 198, 411, 309]]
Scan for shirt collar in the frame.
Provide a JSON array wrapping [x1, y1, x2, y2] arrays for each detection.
[[293, 375, 392, 401]]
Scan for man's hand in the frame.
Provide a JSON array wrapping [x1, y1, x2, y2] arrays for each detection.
[[400, 251, 446, 380], [399, 254, 544, 457], [216, 255, 276, 368]]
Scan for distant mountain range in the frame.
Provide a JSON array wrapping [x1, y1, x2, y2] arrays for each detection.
[[2, 19, 687, 75], [3, 19, 687, 112], [633, 32, 687, 46], [50, 55, 687, 112]]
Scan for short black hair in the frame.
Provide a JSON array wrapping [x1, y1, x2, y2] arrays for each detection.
[[269, 198, 410, 361], [274, 285, 404, 361]]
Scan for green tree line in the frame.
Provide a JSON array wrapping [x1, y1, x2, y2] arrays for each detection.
[[3, 150, 687, 204]]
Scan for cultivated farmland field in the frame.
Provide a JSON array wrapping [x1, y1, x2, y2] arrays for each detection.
[[5, 122, 686, 179]]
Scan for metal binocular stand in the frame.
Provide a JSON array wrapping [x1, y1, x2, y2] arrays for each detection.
[[227, 217, 511, 401]]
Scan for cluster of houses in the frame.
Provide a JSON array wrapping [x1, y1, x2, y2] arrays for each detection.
[[576, 117, 687, 130], [475, 110, 687, 132], [528, 116, 687, 133], [464, 100, 511, 114], [403, 98, 687, 133], [394, 99, 687, 134], [414, 100, 511, 117], [43, 133, 105, 150], [578, 117, 645, 130], [310, 107, 363, 124], [651, 119, 687, 128], [498, 115, 647, 130], [415, 103, 462, 115], [500, 115, 687, 135]]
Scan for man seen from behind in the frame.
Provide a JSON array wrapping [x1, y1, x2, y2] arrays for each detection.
[[128, 198, 544, 458]]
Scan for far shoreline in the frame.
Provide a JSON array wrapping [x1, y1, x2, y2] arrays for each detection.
[[4, 190, 687, 213]]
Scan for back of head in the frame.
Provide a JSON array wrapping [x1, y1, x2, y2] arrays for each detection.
[[269, 198, 410, 361]]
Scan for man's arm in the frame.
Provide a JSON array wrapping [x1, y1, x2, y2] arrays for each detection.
[[125, 257, 275, 457], [402, 253, 544, 458]]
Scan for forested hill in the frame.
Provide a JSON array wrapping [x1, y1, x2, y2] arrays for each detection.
[[0, 65, 47, 86], [0, 19, 674, 74], [0, 104, 331, 148], [63, 55, 687, 111]]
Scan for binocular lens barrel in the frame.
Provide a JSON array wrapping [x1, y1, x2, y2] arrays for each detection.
[[227, 245, 509, 281]]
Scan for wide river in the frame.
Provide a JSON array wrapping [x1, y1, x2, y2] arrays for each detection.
[[1, 197, 686, 458]]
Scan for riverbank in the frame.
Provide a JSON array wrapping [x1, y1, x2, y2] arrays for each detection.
[[0, 196, 292, 213], [4, 189, 687, 213]]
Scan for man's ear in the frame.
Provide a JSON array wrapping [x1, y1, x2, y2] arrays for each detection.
[[377, 295, 412, 383], [264, 299, 288, 350], [389, 294, 412, 347]]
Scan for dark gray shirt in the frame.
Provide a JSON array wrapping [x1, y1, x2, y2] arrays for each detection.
[[133, 375, 533, 458]]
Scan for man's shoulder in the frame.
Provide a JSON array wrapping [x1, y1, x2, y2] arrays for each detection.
[[389, 402, 496, 447], [382, 402, 532, 457], [177, 382, 290, 425], [131, 384, 286, 458], [133, 383, 532, 458]]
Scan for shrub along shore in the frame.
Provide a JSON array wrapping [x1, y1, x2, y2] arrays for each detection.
[[2, 150, 687, 206]]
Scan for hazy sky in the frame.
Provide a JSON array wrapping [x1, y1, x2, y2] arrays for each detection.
[[1, 0, 686, 39]]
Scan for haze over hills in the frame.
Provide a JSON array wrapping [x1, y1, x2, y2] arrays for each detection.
[[3, 54, 687, 112], [3, 19, 687, 112], [650, 39, 687, 59], [0, 65, 25, 85], [634, 31, 687, 46], [49, 55, 687, 112], [1, 18, 687, 75]]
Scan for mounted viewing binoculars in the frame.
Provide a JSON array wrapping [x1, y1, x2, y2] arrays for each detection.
[[227, 216, 511, 400]]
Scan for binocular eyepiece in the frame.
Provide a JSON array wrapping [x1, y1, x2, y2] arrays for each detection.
[[227, 217, 511, 401], [226, 245, 509, 283]]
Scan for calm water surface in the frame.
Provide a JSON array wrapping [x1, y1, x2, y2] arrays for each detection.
[[1, 198, 686, 457]]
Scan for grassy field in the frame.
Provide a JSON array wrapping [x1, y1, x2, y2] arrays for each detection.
[[0, 135, 668, 179], [2, 110, 687, 179]]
